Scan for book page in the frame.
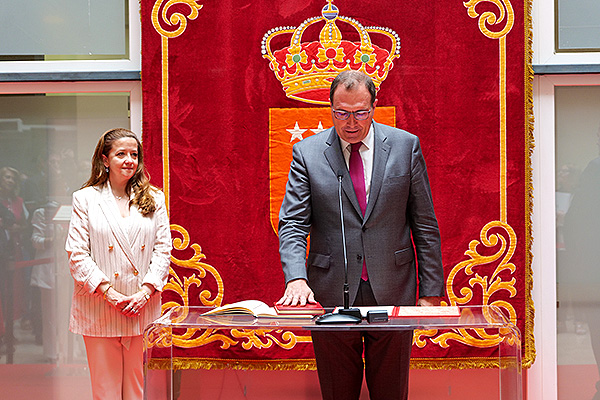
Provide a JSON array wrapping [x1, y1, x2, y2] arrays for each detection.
[[202, 300, 317, 318], [203, 300, 276, 317]]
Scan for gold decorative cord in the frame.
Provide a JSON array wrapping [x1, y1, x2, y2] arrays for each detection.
[[151, 0, 204, 212], [464, 0, 514, 221]]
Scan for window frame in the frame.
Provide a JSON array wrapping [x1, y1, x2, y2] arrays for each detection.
[[0, 0, 140, 75], [534, 0, 600, 66], [0, 81, 142, 135], [530, 73, 600, 400]]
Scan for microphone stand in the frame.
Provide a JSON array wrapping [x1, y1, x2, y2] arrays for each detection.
[[315, 171, 362, 324]]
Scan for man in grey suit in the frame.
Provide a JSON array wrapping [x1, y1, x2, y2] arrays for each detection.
[[277, 70, 444, 400]]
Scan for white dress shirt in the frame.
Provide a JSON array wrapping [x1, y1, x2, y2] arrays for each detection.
[[339, 123, 375, 201]]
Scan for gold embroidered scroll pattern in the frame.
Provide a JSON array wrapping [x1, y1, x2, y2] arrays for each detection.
[[415, 221, 518, 349], [151, 0, 203, 39], [153, 224, 232, 349], [148, 327, 303, 352], [464, 0, 514, 39], [163, 224, 224, 311], [146, 326, 303, 352], [156, 224, 309, 350], [231, 329, 301, 351]]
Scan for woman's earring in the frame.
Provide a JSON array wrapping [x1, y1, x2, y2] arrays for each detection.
[[105, 167, 109, 173]]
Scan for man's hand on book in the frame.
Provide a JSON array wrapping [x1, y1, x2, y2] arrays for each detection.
[[277, 279, 316, 306], [417, 296, 443, 306]]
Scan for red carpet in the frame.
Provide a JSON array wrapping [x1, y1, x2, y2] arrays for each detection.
[[14, 363, 600, 399], [174, 368, 501, 399]]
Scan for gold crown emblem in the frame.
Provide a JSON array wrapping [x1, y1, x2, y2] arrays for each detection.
[[261, 0, 400, 105]]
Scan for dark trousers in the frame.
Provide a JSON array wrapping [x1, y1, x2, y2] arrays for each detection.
[[311, 280, 412, 400]]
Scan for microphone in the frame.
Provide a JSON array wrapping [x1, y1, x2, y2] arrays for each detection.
[[315, 170, 362, 324]]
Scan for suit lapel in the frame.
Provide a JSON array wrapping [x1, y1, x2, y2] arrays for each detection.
[[97, 185, 138, 268], [324, 128, 363, 218], [128, 203, 142, 245], [364, 122, 390, 222]]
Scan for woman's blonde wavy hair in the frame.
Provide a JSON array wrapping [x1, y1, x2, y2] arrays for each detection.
[[83, 128, 158, 216]]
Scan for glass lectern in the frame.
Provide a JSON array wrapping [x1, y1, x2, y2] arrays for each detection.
[[144, 305, 521, 399]]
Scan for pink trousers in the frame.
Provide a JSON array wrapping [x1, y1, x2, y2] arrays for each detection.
[[83, 335, 144, 400]]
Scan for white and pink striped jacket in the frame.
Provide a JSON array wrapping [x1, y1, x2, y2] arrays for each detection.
[[65, 184, 171, 337]]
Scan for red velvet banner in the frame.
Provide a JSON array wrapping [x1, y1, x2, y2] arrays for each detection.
[[142, 0, 534, 369]]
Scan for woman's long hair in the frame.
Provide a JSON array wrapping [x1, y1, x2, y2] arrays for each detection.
[[83, 128, 157, 215]]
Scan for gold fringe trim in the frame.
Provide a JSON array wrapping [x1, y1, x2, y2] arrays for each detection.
[[523, 0, 537, 369], [147, 357, 519, 371], [148, 357, 317, 371], [410, 357, 518, 370]]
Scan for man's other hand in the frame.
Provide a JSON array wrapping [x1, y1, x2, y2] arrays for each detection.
[[417, 296, 443, 306]]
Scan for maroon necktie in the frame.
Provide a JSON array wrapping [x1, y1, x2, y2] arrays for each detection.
[[349, 142, 369, 281]]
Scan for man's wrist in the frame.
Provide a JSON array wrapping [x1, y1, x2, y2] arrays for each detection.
[[418, 296, 443, 306], [286, 278, 308, 286]]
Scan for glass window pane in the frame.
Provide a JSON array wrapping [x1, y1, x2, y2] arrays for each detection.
[[0, 0, 128, 61], [557, 0, 600, 51], [556, 86, 600, 399], [0, 93, 129, 372]]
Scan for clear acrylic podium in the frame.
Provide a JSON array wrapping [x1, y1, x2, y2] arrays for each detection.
[[144, 305, 522, 399]]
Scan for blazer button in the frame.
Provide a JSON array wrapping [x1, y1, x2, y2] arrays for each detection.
[[108, 245, 114, 251], [133, 269, 139, 276], [114, 272, 119, 278], [357, 254, 363, 261], [141, 244, 145, 250]]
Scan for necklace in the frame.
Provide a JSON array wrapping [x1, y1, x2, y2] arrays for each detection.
[[114, 193, 127, 201]]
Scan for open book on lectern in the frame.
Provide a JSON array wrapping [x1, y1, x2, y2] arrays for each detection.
[[201, 300, 324, 319]]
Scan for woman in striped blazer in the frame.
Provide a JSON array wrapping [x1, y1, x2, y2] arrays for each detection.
[[65, 128, 171, 400]]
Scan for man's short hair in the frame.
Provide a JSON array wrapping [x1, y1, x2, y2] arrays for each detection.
[[329, 71, 377, 106]]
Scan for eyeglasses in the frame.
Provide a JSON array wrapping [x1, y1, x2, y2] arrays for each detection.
[[332, 108, 372, 121]]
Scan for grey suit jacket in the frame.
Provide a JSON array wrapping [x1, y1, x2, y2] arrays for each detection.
[[278, 121, 444, 307]]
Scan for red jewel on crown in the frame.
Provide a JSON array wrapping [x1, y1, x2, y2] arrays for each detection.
[[261, 0, 401, 105]]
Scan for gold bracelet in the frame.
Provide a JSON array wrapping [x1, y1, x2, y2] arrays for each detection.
[[140, 289, 151, 301], [103, 284, 112, 300]]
